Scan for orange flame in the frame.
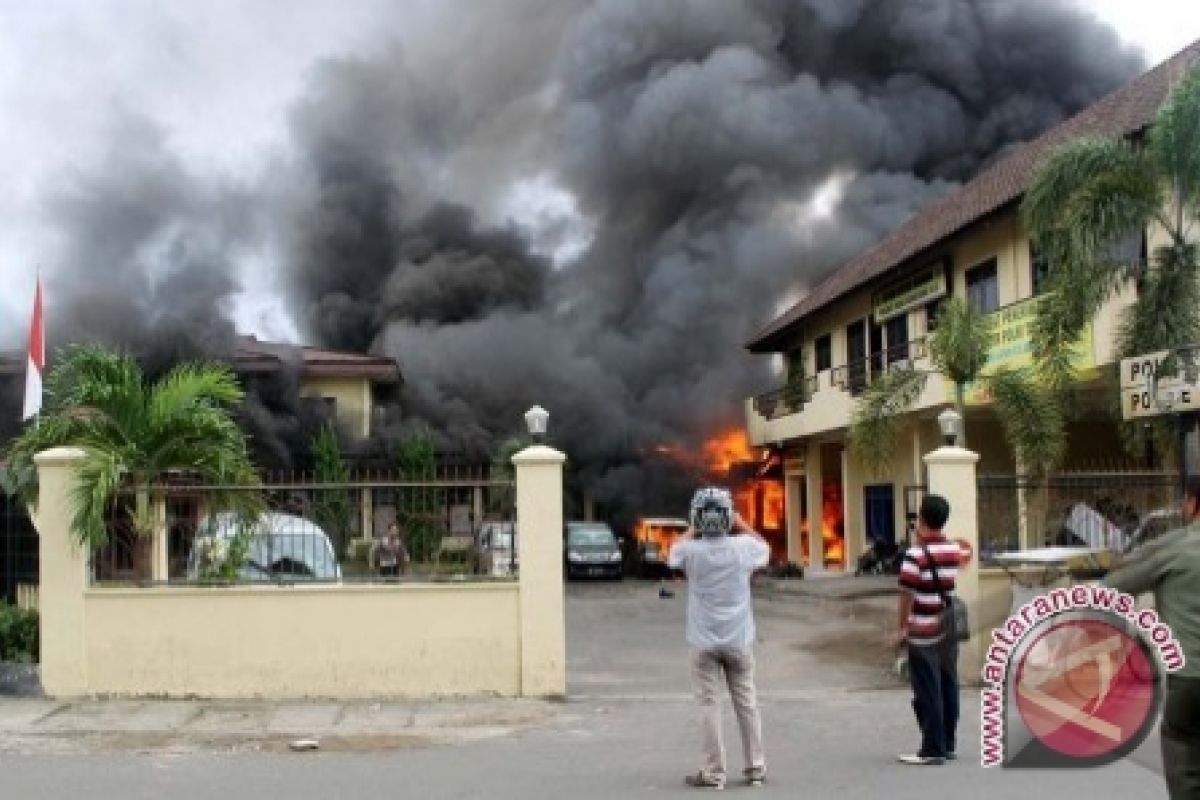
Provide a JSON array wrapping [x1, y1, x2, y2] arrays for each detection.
[[634, 519, 689, 554], [822, 481, 845, 566], [703, 429, 755, 474]]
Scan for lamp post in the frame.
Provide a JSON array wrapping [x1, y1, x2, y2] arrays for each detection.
[[524, 405, 549, 443], [937, 407, 963, 447]]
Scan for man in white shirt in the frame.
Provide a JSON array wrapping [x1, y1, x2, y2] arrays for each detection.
[[668, 487, 771, 790]]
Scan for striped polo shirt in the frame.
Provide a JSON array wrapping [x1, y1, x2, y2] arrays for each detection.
[[898, 535, 961, 646]]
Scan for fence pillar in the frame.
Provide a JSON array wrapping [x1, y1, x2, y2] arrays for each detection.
[[512, 444, 566, 698], [923, 444, 984, 682], [30, 447, 89, 696], [151, 494, 168, 582]]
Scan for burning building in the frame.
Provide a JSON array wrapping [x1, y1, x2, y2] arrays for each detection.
[[0, 1, 1148, 538]]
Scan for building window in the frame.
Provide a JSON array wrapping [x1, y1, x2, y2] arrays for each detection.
[[1031, 245, 1051, 296], [814, 334, 832, 372], [926, 298, 944, 332], [1103, 227, 1148, 269], [884, 314, 909, 362], [965, 258, 999, 314]]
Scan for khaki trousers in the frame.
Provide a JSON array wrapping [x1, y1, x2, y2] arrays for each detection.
[[690, 648, 765, 778]]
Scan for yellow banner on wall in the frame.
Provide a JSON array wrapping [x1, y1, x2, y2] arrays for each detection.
[[957, 294, 1095, 405]]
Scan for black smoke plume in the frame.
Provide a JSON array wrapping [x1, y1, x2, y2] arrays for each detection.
[[283, 0, 1143, 524], [2, 1, 1146, 526]]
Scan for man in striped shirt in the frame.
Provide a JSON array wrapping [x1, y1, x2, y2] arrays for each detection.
[[893, 494, 962, 766]]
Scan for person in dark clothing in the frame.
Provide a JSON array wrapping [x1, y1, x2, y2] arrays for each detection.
[[1107, 477, 1200, 799]]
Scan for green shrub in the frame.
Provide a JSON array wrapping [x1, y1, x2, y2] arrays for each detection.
[[0, 603, 38, 663]]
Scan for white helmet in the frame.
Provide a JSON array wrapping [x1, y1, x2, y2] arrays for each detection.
[[690, 487, 733, 537]]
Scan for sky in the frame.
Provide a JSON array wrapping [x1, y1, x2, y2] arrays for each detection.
[[1, 0, 1198, 349]]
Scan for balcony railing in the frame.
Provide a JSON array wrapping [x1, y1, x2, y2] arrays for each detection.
[[830, 338, 929, 397], [754, 337, 931, 415], [753, 375, 817, 420]]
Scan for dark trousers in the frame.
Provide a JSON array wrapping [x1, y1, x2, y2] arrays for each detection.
[[908, 640, 959, 759], [1163, 676, 1200, 799]]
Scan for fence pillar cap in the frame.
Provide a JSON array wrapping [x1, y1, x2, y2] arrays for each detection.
[[923, 445, 980, 466], [34, 446, 87, 466], [512, 445, 566, 466]]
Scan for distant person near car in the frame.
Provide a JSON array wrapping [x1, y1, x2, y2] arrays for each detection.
[[668, 487, 770, 790], [892, 494, 963, 766], [373, 522, 409, 577], [1107, 476, 1200, 799]]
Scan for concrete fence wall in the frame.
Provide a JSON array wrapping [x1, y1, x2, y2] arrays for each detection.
[[31, 445, 567, 700]]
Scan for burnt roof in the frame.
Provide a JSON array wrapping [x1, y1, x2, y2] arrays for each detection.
[[748, 39, 1200, 353], [0, 337, 402, 383], [234, 336, 402, 383]]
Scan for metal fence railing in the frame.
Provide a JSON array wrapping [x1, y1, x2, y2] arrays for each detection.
[[1, 490, 38, 608], [90, 466, 517, 587], [977, 471, 1179, 557]]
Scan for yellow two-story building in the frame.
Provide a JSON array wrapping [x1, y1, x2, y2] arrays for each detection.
[[745, 41, 1199, 572]]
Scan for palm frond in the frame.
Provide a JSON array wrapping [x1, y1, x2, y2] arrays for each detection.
[[929, 298, 992, 386], [848, 367, 928, 476], [69, 445, 130, 550], [987, 369, 1066, 477], [1118, 243, 1200, 358], [148, 361, 243, 431], [1147, 65, 1200, 228], [1022, 137, 1162, 258]]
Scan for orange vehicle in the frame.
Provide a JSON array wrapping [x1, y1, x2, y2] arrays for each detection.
[[633, 517, 689, 577]]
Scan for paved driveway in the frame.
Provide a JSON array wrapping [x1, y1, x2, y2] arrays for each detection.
[[0, 579, 1171, 798]]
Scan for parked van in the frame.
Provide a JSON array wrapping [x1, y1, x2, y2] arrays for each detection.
[[187, 511, 342, 582]]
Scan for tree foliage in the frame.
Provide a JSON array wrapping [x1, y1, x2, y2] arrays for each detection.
[[395, 426, 444, 562], [1022, 67, 1200, 366], [3, 344, 260, 550], [928, 297, 993, 429], [311, 423, 354, 549], [987, 369, 1067, 476], [849, 367, 928, 476]]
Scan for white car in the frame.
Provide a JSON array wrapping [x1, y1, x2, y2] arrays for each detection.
[[187, 511, 342, 582], [1123, 508, 1184, 554]]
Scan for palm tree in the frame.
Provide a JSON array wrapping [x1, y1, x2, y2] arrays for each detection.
[[4, 344, 260, 549], [850, 297, 1066, 477], [850, 298, 990, 473], [1022, 66, 1200, 380], [928, 298, 993, 443]]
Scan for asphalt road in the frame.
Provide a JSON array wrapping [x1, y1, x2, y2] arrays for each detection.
[[0, 580, 1171, 798]]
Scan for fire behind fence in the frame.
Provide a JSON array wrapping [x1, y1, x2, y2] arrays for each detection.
[[91, 465, 517, 586], [977, 471, 1180, 556]]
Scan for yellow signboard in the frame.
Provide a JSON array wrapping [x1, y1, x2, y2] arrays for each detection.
[[873, 266, 947, 322], [958, 295, 1095, 405]]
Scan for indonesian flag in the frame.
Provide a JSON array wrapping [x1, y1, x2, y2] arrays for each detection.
[[22, 277, 44, 421]]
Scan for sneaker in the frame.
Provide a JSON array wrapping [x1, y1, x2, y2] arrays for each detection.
[[744, 767, 766, 787], [897, 754, 946, 766], [685, 772, 726, 790]]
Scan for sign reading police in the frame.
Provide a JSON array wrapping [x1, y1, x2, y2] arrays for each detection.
[[1120, 351, 1200, 419]]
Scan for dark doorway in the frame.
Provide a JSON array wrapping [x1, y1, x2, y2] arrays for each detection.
[[869, 318, 884, 375], [863, 484, 896, 547]]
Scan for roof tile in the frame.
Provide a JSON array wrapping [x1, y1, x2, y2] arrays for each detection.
[[748, 39, 1200, 352]]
